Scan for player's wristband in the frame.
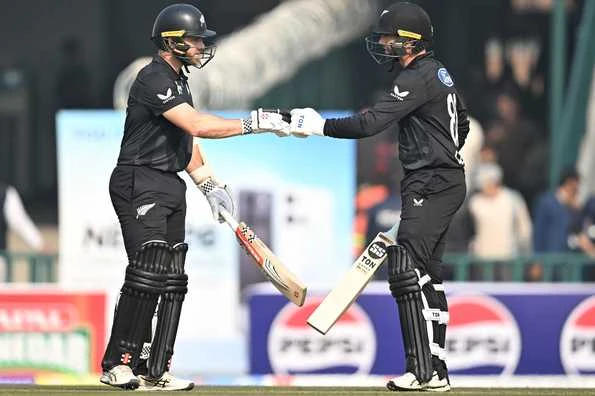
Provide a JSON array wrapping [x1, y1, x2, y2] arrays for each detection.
[[188, 163, 214, 185], [241, 118, 253, 134], [196, 177, 217, 195]]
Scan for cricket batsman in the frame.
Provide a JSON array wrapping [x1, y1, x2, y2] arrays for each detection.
[[289, 2, 469, 391], [99, 3, 289, 391]]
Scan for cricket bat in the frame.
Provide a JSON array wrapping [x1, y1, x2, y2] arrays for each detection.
[[307, 229, 396, 334], [219, 208, 307, 306]]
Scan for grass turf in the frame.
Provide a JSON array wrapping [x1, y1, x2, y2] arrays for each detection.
[[0, 386, 593, 395]]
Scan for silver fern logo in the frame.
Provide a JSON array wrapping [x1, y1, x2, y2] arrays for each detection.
[[136, 203, 156, 219]]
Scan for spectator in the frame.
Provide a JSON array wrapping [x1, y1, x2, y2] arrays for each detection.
[[468, 163, 532, 279], [533, 168, 580, 253], [0, 182, 44, 251], [484, 89, 546, 205], [0, 182, 45, 281], [479, 144, 498, 165]]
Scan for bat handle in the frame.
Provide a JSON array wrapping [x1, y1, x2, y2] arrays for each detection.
[[385, 223, 399, 243], [219, 207, 239, 230]]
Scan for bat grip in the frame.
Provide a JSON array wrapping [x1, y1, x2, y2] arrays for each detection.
[[219, 207, 239, 230], [385, 223, 399, 241]]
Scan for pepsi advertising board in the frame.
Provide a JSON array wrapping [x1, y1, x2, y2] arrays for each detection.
[[248, 282, 595, 375]]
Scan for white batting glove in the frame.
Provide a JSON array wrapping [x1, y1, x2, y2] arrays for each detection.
[[289, 108, 325, 137], [242, 108, 290, 137], [197, 178, 236, 223]]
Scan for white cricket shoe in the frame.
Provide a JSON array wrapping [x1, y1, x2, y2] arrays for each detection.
[[425, 371, 450, 392], [100, 364, 140, 390], [137, 371, 194, 391], [386, 371, 450, 392], [386, 372, 424, 391]]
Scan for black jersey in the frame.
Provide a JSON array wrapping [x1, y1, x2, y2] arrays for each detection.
[[324, 53, 469, 172], [117, 55, 193, 172]]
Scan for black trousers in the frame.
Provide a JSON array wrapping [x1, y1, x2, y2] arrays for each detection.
[[397, 168, 466, 283], [109, 165, 187, 261]]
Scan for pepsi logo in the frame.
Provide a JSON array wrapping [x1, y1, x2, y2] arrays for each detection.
[[560, 295, 595, 374], [268, 297, 376, 374], [0, 303, 78, 332], [446, 294, 521, 375]]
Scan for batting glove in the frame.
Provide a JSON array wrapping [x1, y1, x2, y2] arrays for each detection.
[[197, 178, 236, 223], [242, 108, 291, 137], [289, 108, 325, 137]]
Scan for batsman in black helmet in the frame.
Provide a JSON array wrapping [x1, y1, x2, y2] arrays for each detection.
[[99, 3, 290, 391], [290, 2, 469, 392]]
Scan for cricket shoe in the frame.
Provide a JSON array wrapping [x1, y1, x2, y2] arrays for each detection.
[[100, 364, 140, 390], [424, 371, 450, 392], [386, 371, 450, 392], [137, 372, 194, 391]]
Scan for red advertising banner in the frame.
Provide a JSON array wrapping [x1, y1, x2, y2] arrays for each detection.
[[0, 290, 106, 379]]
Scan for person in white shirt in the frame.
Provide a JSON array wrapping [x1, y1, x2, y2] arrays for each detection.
[[468, 163, 532, 279], [0, 182, 45, 281], [0, 183, 44, 252]]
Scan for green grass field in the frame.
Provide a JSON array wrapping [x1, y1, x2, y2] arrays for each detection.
[[0, 386, 593, 395]]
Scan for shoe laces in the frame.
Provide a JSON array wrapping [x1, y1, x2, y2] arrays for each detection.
[[143, 373, 171, 387]]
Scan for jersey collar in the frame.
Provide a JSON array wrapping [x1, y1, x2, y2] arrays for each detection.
[[406, 51, 434, 68], [153, 55, 186, 80]]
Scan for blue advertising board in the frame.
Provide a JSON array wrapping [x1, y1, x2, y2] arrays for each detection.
[[248, 282, 595, 375]]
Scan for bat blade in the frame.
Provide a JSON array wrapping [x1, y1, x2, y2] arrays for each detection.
[[307, 232, 395, 334], [232, 219, 307, 306]]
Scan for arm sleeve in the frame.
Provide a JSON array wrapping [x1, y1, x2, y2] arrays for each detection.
[[324, 74, 427, 139], [456, 93, 470, 149], [135, 72, 188, 116], [3, 187, 43, 251]]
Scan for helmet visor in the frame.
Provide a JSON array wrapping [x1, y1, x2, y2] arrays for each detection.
[[191, 44, 216, 69], [365, 34, 409, 64], [178, 43, 216, 69], [167, 36, 217, 69]]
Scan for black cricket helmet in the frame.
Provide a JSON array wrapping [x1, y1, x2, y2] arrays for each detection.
[[151, 3, 217, 68], [365, 2, 433, 64]]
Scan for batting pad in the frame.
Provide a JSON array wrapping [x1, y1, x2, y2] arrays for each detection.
[[387, 245, 433, 383], [102, 241, 170, 371], [148, 242, 189, 379]]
